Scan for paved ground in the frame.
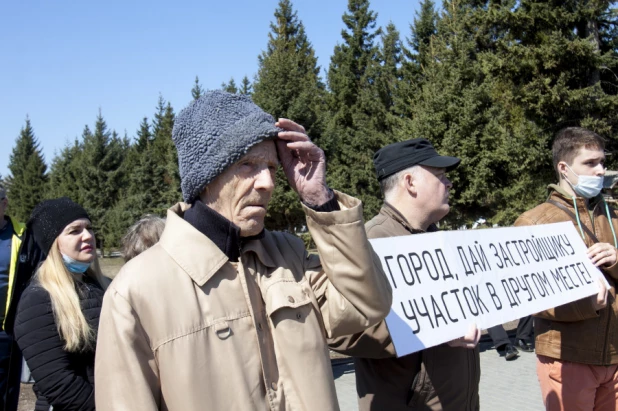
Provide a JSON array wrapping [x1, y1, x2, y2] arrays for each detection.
[[334, 340, 544, 411], [18, 341, 543, 410]]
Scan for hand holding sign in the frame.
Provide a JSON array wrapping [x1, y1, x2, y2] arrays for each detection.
[[592, 278, 609, 311], [587, 243, 617, 268], [446, 324, 480, 349]]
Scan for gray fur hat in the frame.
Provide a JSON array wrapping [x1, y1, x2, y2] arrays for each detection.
[[172, 90, 281, 203]]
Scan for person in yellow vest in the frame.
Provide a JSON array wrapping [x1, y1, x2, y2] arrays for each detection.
[[0, 187, 25, 410]]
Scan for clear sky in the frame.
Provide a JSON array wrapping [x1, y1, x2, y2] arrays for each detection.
[[1, 0, 420, 178]]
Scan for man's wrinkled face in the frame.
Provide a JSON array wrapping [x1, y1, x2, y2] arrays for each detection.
[[201, 140, 278, 237], [415, 166, 452, 222]]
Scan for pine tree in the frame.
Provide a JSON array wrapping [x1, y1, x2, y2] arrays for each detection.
[[240, 76, 252, 95], [128, 116, 169, 213], [432, 0, 618, 224], [191, 76, 204, 100], [403, 0, 551, 227], [409, 0, 438, 71], [505, 0, 618, 145], [7, 117, 48, 221], [376, 22, 404, 129], [325, 0, 389, 219], [397, 0, 439, 119], [252, 0, 327, 231], [105, 117, 167, 248], [221, 78, 238, 94], [134, 117, 152, 153], [152, 96, 181, 207], [77, 112, 126, 251], [47, 139, 82, 202]]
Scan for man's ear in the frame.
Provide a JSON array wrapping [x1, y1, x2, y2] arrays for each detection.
[[404, 172, 418, 196], [557, 161, 568, 178]]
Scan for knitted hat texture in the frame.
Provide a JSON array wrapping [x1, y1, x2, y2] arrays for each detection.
[[28, 197, 91, 255], [172, 90, 282, 203]]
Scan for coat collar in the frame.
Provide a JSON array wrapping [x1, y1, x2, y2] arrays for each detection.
[[380, 202, 437, 234], [243, 234, 277, 268], [183, 200, 242, 262], [547, 184, 602, 213], [159, 203, 277, 287], [8, 216, 25, 238]]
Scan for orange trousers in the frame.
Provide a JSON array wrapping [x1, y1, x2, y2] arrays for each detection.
[[537, 355, 618, 411]]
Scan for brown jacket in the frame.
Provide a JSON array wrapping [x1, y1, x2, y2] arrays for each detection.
[[95, 192, 392, 411], [515, 185, 618, 365], [329, 203, 480, 411]]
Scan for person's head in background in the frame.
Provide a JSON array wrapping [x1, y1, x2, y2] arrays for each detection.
[[121, 215, 166, 262], [373, 138, 460, 232], [553, 127, 606, 200]]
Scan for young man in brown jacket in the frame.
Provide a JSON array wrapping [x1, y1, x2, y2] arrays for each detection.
[[514, 127, 617, 410], [329, 138, 481, 411]]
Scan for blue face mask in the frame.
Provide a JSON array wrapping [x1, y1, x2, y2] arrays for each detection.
[[564, 164, 604, 199], [61, 253, 92, 274]]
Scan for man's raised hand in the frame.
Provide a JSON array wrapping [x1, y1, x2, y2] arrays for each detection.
[[276, 118, 332, 206]]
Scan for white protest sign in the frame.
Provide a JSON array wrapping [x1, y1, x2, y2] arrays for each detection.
[[369, 222, 606, 357]]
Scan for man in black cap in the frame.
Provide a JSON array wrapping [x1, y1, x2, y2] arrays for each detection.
[[329, 138, 481, 411]]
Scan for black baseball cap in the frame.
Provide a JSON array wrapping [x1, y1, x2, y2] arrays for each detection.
[[373, 138, 460, 181]]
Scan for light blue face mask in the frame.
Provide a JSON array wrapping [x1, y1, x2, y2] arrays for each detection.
[[61, 253, 92, 274], [564, 164, 604, 199]]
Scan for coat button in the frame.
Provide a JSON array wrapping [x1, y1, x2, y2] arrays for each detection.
[[257, 322, 263, 331], [271, 382, 278, 391], [296, 313, 302, 320], [288, 296, 295, 303]]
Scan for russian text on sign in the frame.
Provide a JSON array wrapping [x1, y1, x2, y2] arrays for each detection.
[[369, 222, 606, 357]]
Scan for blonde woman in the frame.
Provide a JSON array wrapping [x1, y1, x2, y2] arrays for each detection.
[[13, 198, 107, 411]]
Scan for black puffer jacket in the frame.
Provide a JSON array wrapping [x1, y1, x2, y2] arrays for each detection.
[[14, 276, 104, 411]]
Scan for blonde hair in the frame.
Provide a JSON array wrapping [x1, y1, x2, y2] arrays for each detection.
[[35, 239, 107, 352], [121, 215, 165, 262]]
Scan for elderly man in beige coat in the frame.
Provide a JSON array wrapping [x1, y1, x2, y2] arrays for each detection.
[[95, 91, 392, 411]]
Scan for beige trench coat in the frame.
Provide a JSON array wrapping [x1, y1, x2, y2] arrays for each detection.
[[95, 192, 392, 411]]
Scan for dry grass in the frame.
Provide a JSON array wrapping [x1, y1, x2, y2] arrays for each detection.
[[99, 257, 125, 279]]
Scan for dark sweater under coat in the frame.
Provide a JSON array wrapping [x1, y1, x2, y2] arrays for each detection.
[[13, 277, 104, 411]]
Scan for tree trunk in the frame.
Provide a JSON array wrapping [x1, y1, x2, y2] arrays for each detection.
[[586, 18, 601, 86]]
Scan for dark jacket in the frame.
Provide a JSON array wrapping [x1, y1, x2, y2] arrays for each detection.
[[14, 276, 104, 411], [3, 226, 45, 411], [515, 185, 618, 365], [329, 203, 481, 411]]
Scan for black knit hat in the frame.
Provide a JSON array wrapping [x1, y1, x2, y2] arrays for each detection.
[[373, 138, 461, 181], [28, 197, 91, 255]]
